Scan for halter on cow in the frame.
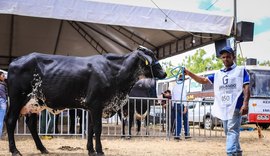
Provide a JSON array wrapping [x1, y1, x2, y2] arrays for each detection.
[[6, 46, 167, 156]]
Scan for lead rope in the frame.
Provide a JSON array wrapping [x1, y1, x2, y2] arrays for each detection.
[[170, 66, 185, 102]]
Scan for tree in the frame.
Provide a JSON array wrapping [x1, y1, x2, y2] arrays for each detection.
[[236, 54, 246, 66], [181, 49, 223, 74], [161, 61, 175, 78], [161, 48, 270, 77], [259, 60, 270, 66]]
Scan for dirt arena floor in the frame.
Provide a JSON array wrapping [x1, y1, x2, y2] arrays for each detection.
[[1, 125, 270, 156]]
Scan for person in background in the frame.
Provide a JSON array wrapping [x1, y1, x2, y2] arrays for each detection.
[[69, 109, 85, 134], [184, 46, 250, 156], [161, 90, 171, 109], [40, 110, 55, 139], [171, 74, 191, 140], [160, 90, 171, 132], [0, 71, 7, 139]]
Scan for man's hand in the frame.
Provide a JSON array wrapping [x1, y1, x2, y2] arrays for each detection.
[[241, 85, 250, 115], [183, 107, 187, 114], [240, 104, 248, 115], [184, 68, 190, 76]]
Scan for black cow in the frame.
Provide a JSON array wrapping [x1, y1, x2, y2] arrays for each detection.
[[6, 46, 166, 156], [119, 77, 156, 137]]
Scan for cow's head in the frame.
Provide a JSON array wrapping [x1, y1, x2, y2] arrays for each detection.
[[137, 46, 167, 79]]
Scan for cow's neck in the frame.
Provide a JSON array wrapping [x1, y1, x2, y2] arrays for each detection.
[[102, 52, 144, 118], [106, 52, 143, 86], [118, 52, 142, 80]]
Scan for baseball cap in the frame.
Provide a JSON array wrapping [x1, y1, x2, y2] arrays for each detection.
[[219, 46, 234, 55]]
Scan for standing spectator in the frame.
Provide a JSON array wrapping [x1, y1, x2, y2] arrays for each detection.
[[161, 90, 171, 109], [40, 110, 55, 139], [69, 109, 85, 134], [160, 90, 172, 132], [0, 71, 7, 139], [185, 46, 250, 156], [171, 75, 190, 140]]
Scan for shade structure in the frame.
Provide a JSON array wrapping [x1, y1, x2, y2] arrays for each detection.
[[0, 0, 234, 69]]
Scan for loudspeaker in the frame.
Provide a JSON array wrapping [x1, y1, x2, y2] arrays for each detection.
[[236, 21, 254, 42], [246, 58, 257, 65], [215, 39, 231, 58]]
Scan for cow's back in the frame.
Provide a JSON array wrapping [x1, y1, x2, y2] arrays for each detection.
[[8, 53, 101, 109], [8, 53, 42, 92]]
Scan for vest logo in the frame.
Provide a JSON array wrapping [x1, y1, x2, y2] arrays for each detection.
[[219, 75, 236, 90], [222, 75, 228, 84]]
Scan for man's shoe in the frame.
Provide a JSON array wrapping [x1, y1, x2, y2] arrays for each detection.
[[174, 137, 181, 141], [185, 135, 192, 139]]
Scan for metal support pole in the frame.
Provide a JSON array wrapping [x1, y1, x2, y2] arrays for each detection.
[[234, 0, 238, 62]]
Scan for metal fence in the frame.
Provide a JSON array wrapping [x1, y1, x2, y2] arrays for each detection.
[[14, 97, 225, 139]]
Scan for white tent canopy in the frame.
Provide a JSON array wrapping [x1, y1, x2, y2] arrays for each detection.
[[0, 0, 233, 35], [0, 0, 233, 69]]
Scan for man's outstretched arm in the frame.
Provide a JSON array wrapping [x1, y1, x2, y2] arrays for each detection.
[[184, 69, 210, 84]]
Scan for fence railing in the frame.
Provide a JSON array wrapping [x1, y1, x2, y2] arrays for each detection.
[[14, 97, 225, 139]]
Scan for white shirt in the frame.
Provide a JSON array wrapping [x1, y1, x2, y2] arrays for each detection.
[[172, 82, 187, 106]]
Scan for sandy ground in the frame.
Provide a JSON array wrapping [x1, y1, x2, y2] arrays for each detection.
[[1, 126, 270, 156]]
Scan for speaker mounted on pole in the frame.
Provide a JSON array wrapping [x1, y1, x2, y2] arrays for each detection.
[[236, 21, 254, 42]]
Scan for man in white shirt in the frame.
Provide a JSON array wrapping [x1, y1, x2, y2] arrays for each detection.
[[171, 74, 190, 140]]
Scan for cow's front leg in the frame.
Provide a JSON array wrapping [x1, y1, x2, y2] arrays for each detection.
[[25, 114, 49, 154], [93, 109, 104, 155], [117, 111, 126, 137], [127, 111, 134, 138], [87, 112, 96, 156]]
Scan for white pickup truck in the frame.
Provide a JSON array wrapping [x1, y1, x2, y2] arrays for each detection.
[[188, 98, 221, 130]]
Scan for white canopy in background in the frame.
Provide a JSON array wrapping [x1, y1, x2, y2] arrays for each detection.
[[0, 0, 234, 69], [0, 0, 233, 35]]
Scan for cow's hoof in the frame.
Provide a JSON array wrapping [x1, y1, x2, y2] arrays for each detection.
[[12, 150, 22, 156], [40, 148, 49, 154], [88, 150, 96, 156], [96, 151, 105, 156]]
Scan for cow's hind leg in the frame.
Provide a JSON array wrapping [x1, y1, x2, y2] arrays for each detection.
[[6, 108, 22, 156], [87, 111, 96, 156], [92, 109, 104, 156], [25, 114, 49, 154]]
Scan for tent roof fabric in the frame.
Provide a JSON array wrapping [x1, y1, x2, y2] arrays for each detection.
[[0, 0, 233, 69]]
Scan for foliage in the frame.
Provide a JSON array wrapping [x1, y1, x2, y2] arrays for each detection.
[[258, 60, 270, 66], [236, 54, 246, 66], [161, 49, 223, 76], [161, 61, 175, 78], [161, 49, 270, 77]]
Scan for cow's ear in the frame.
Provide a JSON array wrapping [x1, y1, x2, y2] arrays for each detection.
[[137, 51, 153, 66]]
